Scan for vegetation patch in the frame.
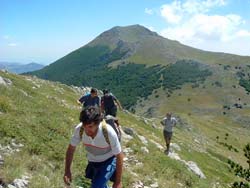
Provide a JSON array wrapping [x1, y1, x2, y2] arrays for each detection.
[[228, 143, 250, 188], [28, 49, 212, 109]]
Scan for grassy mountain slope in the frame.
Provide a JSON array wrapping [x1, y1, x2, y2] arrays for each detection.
[[27, 25, 250, 112], [1, 71, 249, 187], [89, 25, 250, 66]]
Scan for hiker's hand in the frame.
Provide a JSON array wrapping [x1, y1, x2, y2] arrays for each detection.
[[63, 171, 72, 186], [112, 181, 122, 188]]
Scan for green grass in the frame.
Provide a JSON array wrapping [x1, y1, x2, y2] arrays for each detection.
[[1, 71, 250, 187]]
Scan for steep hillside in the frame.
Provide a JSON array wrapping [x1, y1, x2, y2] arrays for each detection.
[[1, 71, 249, 187]]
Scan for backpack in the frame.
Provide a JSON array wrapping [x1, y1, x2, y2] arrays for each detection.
[[79, 116, 121, 145], [102, 115, 121, 144], [102, 95, 116, 109]]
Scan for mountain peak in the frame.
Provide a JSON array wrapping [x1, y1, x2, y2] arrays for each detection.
[[88, 24, 159, 47], [111, 24, 157, 34], [104, 24, 158, 38]]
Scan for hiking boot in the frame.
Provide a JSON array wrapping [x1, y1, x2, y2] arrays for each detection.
[[164, 149, 169, 155]]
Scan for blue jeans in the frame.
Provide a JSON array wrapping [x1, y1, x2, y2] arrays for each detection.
[[85, 157, 116, 188]]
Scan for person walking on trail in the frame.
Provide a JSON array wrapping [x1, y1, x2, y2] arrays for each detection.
[[77, 88, 100, 109], [101, 89, 122, 117], [161, 112, 177, 155], [64, 106, 123, 188]]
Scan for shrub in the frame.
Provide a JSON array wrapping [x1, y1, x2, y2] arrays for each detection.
[[228, 143, 250, 187]]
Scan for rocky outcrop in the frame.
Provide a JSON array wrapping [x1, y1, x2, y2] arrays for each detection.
[[149, 139, 164, 150], [10, 176, 30, 188], [186, 161, 206, 179], [0, 141, 30, 188], [168, 150, 206, 179], [0, 140, 24, 156], [0, 76, 12, 86], [141, 147, 149, 154], [138, 135, 148, 145], [123, 127, 135, 136], [0, 175, 30, 188]]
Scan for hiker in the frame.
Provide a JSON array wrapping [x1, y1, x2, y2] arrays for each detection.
[[77, 88, 100, 109], [64, 106, 123, 188], [101, 89, 122, 117], [161, 112, 177, 155]]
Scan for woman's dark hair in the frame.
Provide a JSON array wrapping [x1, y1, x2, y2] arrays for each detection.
[[79, 106, 103, 125]]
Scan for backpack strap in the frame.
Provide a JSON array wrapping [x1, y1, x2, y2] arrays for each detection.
[[102, 120, 110, 145], [79, 121, 111, 145], [79, 124, 84, 140]]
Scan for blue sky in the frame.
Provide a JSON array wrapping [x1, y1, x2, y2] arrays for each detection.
[[1, 0, 250, 65]]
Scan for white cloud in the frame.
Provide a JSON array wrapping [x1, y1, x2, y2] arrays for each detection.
[[145, 8, 153, 15], [160, 2, 182, 24], [236, 30, 250, 37], [158, 0, 250, 55], [160, 14, 244, 42], [191, 14, 243, 41], [160, 0, 227, 25], [8, 43, 18, 47], [183, 0, 226, 14]]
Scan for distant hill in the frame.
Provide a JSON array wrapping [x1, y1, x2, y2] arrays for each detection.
[[27, 25, 250, 112], [0, 62, 44, 74]]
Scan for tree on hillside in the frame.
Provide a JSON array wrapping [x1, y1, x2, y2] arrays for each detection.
[[228, 143, 250, 188]]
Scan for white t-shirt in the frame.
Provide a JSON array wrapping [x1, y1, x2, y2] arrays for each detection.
[[162, 117, 177, 132], [70, 122, 121, 162]]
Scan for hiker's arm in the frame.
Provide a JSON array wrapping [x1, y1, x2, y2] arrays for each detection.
[[101, 98, 105, 113], [64, 144, 76, 185], [78, 95, 86, 105], [113, 152, 123, 188], [115, 99, 123, 110], [77, 100, 82, 105], [160, 119, 165, 126]]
